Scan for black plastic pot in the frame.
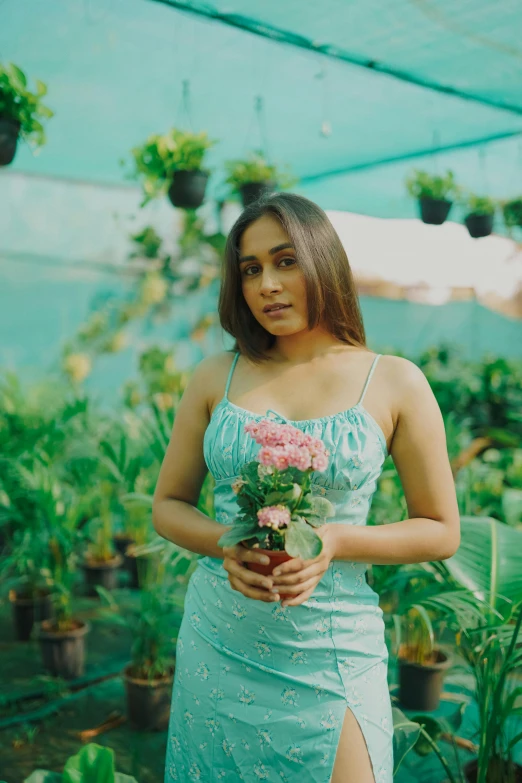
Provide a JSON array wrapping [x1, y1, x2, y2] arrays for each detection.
[[398, 647, 451, 711], [0, 117, 21, 166], [463, 758, 522, 783], [112, 533, 134, 556], [239, 181, 276, 208], [123, 663, 174, 731], [81, 554, 123, 596], [124, 549, 159, 589], [167, 170, 209, 209], [38, 620, 90, 679], [9, 589, 53, 642], [464, 212, 494, 239], [418, 197, 452, 225]]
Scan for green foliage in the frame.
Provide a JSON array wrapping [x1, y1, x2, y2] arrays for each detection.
[[129, 226, 163, 259], [224, 149, 298, 191], [502, 197, 522, 228], [24, 742, 138, 782], [405, 169, 458, 201], [463, 192, 498, 215], [128, 128, 217, 204], [0, 62, 53, 148]]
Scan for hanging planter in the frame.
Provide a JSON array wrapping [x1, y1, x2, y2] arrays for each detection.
[[0, 62, 53, 166], [502, 197, 522, 229], [224, 149, 298, 208], [167, 169, 209, 209], [129, 127, 216, 209], [462, 193, 497, 239], [405, 169, 458, 225]]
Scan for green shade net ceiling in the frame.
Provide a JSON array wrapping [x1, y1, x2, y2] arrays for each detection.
[[1, 0, 522, 220]]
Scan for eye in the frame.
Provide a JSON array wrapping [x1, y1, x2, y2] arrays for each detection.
[[242, 257, 296, 277]]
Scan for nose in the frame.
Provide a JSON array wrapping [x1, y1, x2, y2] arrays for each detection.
[[259, 267, 283, 295]]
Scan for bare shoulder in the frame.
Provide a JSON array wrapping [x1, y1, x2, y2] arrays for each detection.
[[190, 350, 236, 415], [377, 354, 431, 414]]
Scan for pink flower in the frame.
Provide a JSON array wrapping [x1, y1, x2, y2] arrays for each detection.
[[246, 418, 330, 474], [257, 505, 291, 529]]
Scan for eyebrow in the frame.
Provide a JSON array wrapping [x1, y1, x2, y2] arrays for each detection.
[[238, 243, 295, 265]]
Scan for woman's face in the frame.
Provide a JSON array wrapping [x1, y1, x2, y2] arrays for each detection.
[[238, 214, 308, 336]]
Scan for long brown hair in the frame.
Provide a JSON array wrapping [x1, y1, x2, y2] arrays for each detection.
[[218, 192, 366, 363]]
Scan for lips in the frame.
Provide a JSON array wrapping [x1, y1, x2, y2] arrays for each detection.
[[263, 304, 291, 313]]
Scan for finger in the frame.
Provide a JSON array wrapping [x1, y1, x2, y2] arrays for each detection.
[[281, 581, 317, 607], [229, 576, 280, 603], [277, 575, 320, 597], [272, 565, 322, 587], [235, 545, 270, 566], [226, 560, 274, 591]]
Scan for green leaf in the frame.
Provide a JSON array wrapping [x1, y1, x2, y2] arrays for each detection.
[[392, 707, 421, 774], [285, 518, 322, 559], [410, 714, 443, 756], [24, 774, 62, 783], [63, 743, 115, 783], [309, 495, 335, 518], [217, 521, 258, 548], [114, 775, 139, 783], [9, 63, 27, 87]]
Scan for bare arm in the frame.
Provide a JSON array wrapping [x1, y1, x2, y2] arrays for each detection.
[[152, 354, 231, 558], [332, 357, 461, 565]]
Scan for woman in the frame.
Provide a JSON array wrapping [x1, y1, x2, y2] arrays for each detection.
[[153, 193, 460, 783]]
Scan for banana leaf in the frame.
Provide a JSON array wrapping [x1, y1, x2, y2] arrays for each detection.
[[444, 516, 522, 620]]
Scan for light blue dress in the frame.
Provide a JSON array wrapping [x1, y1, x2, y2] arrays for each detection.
[[165, 351, 394, 783]]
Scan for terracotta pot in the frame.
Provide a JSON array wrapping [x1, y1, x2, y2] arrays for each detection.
[[167, 169, 208, 209], [418, 197, 452, 225], [239, 181, 276, 207], [9, 588, 53, 641], [398, 647, 452, 711], [244, 546, 294, 599], [81, 554, 123, 596], [0, 117, 21, 166], [38, 620, 90, 679], [463, 758, 522, 783], [123, 663, 174, 731]]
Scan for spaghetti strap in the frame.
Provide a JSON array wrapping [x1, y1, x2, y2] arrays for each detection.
[[224, 351, 240, 400], [358, 354, 381, 406]]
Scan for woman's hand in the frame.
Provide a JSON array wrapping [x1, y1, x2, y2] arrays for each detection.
[[222, 543, 280, 603], [270, 524, 338, 607]]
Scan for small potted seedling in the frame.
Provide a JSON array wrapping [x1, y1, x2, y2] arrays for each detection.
[[38, 537, 90, 680], [0, 62, 53, 165], [224, 149, 298, 207], [129, 127, 217, 209], [81, 488, 123, 596], [97, 551, 183, 731], [462, 193, 497, 239], [405, 169, 458, 225], [396, 605, 452, 711]]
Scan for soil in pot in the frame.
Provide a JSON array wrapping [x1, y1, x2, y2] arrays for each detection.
[[463, 758, 522, 783], [81, 554, 123, 596], [9, 588, 53, 642], [167, 170, 209, 209], [0, 117, 21, 166], [418, 197, 452, 225], [38, 619, 90, 679], [244, 546, 294, 600], [464, 212, 494, 239], [239, 181, 276, 208], [112, 533, 135, 556], [123, 663, 175, 731], [398, 646, 451, 711]]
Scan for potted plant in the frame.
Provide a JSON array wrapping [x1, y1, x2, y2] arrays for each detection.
[[129, 127, 217, 209], [224, 149, 298, 207], [121, 496, 159, 589], [502, 197, 522, 230], [23, 741, 139, 782], [396, 604, 453, 711], [217, 417, 335, 595], [462, 193, 497, 239], [81, 487, 123, 597], [0, 62, 53, 165], [97, 550, 184, 731], [405, 169, 458, 225]]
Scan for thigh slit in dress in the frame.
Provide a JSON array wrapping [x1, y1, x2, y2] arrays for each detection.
[[164, 352, 394, 783]]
